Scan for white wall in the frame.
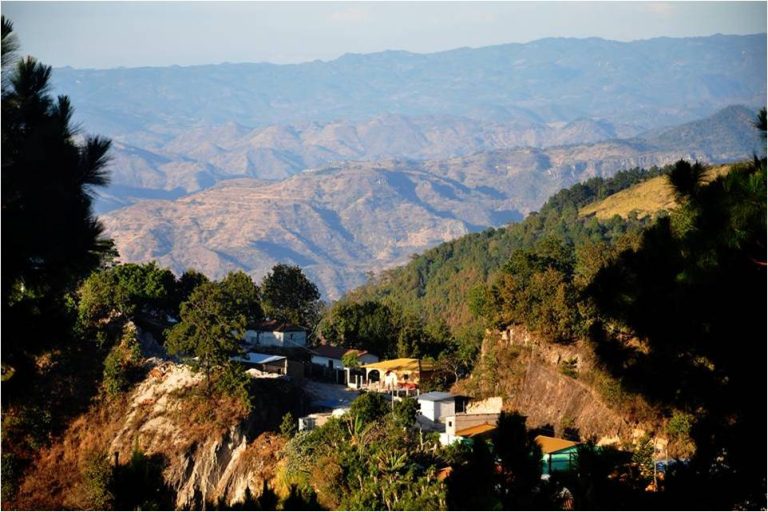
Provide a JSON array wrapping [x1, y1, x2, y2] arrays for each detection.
[[244, 329, 307, 348], [435, 400, 456, 422], [445, 413, 500, 436], [418, 399, 438, 421], [282, 330, 307, 347], [419, 399, 458, 422]]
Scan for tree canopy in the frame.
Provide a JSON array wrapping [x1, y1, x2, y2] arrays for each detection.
[[260, 264, 321, 328], [165, 282, 246, 390]]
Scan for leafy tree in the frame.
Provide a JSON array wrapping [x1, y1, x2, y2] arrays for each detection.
[[281, 484, 321, 511], [77, 262, 176, 345], [443, 440, 500, 510], [219, 270, 263, 326], [112, 448, 175, 510], [257, 480, 278, 511], [348, 391, 389, 425], [488, 240, 582, 343], [260, 264, 321, 328], [80, 450, 114, 510], [667, 159, 707, 201], [165, 282, 246, 392], [319, 300, 396, 357], [754, 107, 766, 134], [341, 351, 360, 368], [392, 397, 418, 429], [102, 323, 142, 397], [172, 269, 209, 314], [282, 393, 446, 511]]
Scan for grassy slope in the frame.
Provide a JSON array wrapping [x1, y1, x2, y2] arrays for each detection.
[[579, 164, 731, 220]]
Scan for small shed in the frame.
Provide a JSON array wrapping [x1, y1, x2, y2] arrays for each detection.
[[535, 435, 580, 475], [231, 352, 288, 375], [418, 391, 458, 422]]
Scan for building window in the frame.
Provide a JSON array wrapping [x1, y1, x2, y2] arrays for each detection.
[[448, 421, 453, 427]]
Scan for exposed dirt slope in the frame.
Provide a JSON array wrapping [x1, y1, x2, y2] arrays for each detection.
[[11, 361, 295, 510]]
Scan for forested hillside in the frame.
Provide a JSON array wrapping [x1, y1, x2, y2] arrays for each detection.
[[343, 164, 673, 348], [328, 151, 766, 508]]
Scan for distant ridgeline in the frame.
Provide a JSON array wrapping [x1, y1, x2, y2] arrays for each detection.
[[346, 162, 686, 344]]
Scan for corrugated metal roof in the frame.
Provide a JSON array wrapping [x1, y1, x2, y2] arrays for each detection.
[[232, 352, 287, 365], [418, 391, 456, 402], [456, 423, 496, 437], [535, 435, 579, 454]]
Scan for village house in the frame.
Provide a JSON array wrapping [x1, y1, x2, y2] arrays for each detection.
[[298, 406, 351, 431], [231, 352, 289, 374], [310, 345, 379, 370], [349, 358, 434, 393], [231, 351, 305, 379], [417, 392, 469, 422], [244, 320, 307, 349], [535, 435, 580, 476]]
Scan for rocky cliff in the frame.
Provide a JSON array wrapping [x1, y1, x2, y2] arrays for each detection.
[[456, 325, 661, 445], [11, 360, 297, 509]]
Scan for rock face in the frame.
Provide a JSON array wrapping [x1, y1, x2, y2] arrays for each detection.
[[111, 362, 292, 508], [13, 360, 294, 510], [458, 326, 657, 444]]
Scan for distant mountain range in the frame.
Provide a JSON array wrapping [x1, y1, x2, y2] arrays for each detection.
[[54, 34, 765, 137], [54, 34, 765, 297], [95, 114, 643, 212], [50, 34, 765, 214], [101, 106, 765, 299]]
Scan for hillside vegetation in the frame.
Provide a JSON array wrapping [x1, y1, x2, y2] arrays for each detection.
[[345, 164, 675, 346], [101, 105, 764, 299], [579, 164, 732, 220]]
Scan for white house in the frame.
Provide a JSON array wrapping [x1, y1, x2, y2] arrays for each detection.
[[310, 345, 379, 370], [418, 392, 459, 422], [244, 320, 307, 349]]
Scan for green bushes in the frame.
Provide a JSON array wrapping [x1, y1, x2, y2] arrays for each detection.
[[281, 393, 446, 510], [280, 412, 298, 439], [102, 324, 142, 397], [80, 450, 114, 510]]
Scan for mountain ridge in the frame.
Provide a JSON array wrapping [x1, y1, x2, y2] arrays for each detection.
[[101, 106, 764, 299]]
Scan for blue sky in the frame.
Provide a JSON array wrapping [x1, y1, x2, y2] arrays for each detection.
[[2, 1, 766, 69]]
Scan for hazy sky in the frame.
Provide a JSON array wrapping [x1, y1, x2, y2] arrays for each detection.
[[2, 1, 766, 69]]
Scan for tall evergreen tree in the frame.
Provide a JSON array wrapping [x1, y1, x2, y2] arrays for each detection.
[[2, 16, 113, 361]]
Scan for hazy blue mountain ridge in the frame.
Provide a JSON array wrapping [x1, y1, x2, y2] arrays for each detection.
[[53, 34, 765, 139]]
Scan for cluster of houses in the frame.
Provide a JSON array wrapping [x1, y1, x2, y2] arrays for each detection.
[[232, 320, 431, 393], [231, 320, 580, 477]]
